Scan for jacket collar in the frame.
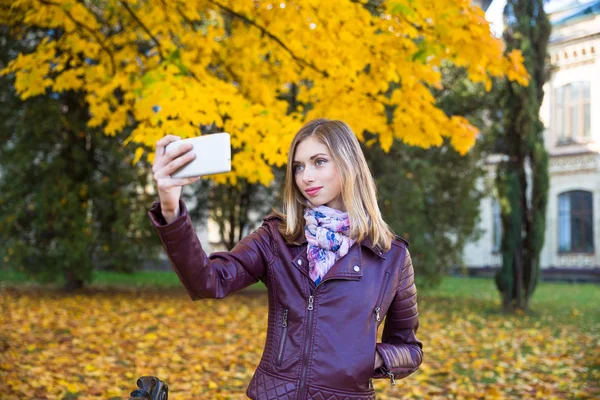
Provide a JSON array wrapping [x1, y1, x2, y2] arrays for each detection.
[[262, 214, 387, 259], [294, 235, 386, 260]]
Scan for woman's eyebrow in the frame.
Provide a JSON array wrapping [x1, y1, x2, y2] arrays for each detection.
[[293, 153, 328, 163]]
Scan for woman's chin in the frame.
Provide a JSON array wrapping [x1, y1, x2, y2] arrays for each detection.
[[305, 198, 324, 207]]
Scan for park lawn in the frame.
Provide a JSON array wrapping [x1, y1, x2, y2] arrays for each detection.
[[0, 269, 262, 290], [1, 271, 598, 399], [419, 276, 600, 333]]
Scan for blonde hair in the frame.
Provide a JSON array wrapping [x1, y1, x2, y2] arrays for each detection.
[[272, 118, 395, 252]]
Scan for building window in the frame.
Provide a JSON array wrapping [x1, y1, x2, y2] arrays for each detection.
[[492, 199, 502, 253], [554, 81, 591, 143], [558, 191, 594, 253]]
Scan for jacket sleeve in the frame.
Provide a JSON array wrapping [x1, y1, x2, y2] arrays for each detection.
[[372, 248, 423, 384], [148, 199, 272, 300]]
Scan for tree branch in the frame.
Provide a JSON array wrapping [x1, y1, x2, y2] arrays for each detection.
[[391, 11, 437, 37], [207, 0, 329, 78], [118, 0, 165, 61], [38, 0, 116, 74]]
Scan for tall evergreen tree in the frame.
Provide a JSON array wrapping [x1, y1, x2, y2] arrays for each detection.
[[0, 27, 160, 291], [494, 0, 551, 311]]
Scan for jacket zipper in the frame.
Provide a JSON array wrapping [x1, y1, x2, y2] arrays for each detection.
[[294, 258, 362, 398], [383, 368, 396, 385], [277, 308, 288, 366], [374, 271, 390, 322], [297, 293, 314, 399], [375, 271, 396, 385]]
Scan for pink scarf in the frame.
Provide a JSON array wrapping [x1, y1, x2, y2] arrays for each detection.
[[304, 203, 355, 284]]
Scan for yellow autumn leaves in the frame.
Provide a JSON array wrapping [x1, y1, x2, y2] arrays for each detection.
[[1, 286, 597, 399], [1, 0, 530, 186]]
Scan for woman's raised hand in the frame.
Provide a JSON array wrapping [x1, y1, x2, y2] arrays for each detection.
[[152, 135, 201, 220]]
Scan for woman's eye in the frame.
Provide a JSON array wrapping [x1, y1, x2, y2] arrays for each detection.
[[294, 164, 303, 173], [315, 159, 326, 166]]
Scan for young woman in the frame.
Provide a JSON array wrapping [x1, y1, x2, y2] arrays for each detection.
[[148, 119, 423, 399]]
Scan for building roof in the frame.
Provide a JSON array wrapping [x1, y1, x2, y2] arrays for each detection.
[[479, 0, 494, 11], [552, 0, 600, 26], [484, 0, 600, 38]]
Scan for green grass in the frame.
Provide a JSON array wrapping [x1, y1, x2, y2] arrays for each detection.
[[420, 274, 599, 310], [419, 276, 600, 332], [0, 268, 268, 290]]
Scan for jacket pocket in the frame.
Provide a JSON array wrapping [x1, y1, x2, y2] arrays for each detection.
[[277, 308, 288, 366], [374, 271, 390, 322]]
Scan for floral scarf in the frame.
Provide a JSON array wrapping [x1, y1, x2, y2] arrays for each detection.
[[304, 202, 355, 285]]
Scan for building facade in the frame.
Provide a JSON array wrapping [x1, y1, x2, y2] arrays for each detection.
[[463, 0, 600, 281]]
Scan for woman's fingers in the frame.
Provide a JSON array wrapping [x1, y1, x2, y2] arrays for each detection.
[[153, 136, 195, 175], [155, 135, 180, 157], [154, 150, 196, 179], [171, 176, 202, 186], [156, 175, 201, 191], [153, 135, 190, 173], [153, 135, 178, 174]]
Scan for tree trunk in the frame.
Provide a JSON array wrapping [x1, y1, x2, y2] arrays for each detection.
[[64, 269, 84, 292]]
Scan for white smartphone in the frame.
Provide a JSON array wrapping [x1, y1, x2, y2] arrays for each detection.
[[164, 133, 231, 179]]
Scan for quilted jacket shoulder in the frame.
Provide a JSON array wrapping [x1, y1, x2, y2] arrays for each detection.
[[392, 235, 410, 249]]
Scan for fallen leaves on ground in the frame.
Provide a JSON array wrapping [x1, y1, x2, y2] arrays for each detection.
[[1, 286, 598, 399]]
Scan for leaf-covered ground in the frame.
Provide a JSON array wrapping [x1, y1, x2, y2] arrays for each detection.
[[1, 282, 598, 399]]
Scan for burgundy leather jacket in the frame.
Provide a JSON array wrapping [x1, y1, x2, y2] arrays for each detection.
[[148, 200, 423, 400]]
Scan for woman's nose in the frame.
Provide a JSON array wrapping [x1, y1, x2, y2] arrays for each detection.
[[303, 168, 314, 184]]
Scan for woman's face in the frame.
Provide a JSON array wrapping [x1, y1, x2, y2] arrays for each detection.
[[293, 135, 345, 211]]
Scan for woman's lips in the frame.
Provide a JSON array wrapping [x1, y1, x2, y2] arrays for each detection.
[[306, 187, 322, 196]]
